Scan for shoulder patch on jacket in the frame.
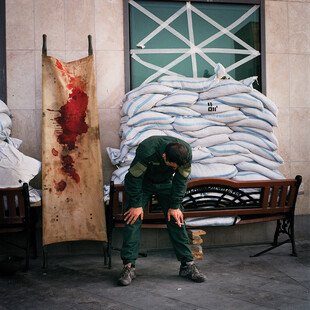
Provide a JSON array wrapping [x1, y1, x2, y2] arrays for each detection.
[[129, 162, 147, 177], [178, 166, 191, 178]]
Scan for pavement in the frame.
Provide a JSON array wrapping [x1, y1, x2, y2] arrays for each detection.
[[0, 240, 310, 310]]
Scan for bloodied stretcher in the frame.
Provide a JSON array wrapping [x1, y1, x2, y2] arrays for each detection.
[[41, 36, 107, 268]]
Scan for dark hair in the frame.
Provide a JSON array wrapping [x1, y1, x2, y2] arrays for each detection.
[[165, 142, 189, 166]]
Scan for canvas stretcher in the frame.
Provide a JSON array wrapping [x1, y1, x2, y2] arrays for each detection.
[[42, 54, 107, 246]]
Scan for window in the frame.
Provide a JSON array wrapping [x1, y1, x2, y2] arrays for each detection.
[[0, 0, 6, 103], [124, 0, 265, 92]]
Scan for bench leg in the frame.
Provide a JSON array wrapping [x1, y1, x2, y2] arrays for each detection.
[[251, 217, 297, 257], [43, 245, 48, 271], [272, 219, 281, 246]]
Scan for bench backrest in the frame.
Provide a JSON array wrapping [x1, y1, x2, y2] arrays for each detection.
[[109, 176, 302, 223], [0, 183, 30, 229]]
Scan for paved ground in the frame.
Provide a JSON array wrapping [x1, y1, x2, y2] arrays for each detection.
[[0, 241, 309, 310]]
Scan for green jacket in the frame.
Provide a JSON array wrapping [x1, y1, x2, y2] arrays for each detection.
[[124, 136, 192, 209]]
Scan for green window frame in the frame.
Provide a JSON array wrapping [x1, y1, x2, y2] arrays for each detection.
[[124, 0, 265, 93]]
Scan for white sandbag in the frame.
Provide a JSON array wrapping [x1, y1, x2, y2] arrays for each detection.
[[240, 76, 258, 87], [191, 100, 238, 114], [233, 171, 270, 181], [125, 130, 167, 147], [122, 124, 173, 140], [192, 147, 213, 162], [120, 116, 129, 124], [107, 144, 136, 166], [202, 111, 246, 123], [199, 79, 252, 100], [234, 141, 283, 163], [155, 89, 199, 107], [172, 117, 222, 132], [229, 117, 273, 132], [163, 130, 197, 144], [127, 111, 174, 127], [121, 150, 136, 166], [196, 154, 251, 165], [0, 100, 11, 116], [236, 162, 285, 180], [0, 113, 12, 131], [185, 216, 241, 227], [152, 105, 201, 117], [28, 185, 42, 203], [241, 107, 278, 127], [243, 153, 281, 170], [208, 142, 250, 156], [211, 93, 264, 110], [0, 141, 41, 188], [111, 166, 130, 184], [0, 127, 11, 141], [190, 163, 238, 179], [106, 147, 122, 165], [158, 63, 225, 92], [6, 137, 23, 149], [230, 126, 278, 146], [184, 126, 233, 138], [191, 134, 230, 148], [229, 132, 278, 151], [124, 82, 173, 101], [249, 89, 278, 116], [158, 75, 219, 92], [121, 93, 166, 117]]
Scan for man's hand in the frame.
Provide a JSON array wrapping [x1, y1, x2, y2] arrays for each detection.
[[167, 208, 184, 228], [124, 207, 144, 225]]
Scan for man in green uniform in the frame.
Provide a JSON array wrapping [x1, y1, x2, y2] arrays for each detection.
[[118, 136, 206, 286]]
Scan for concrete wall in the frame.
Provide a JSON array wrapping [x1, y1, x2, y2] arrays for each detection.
[[5, 0, 310, 218]]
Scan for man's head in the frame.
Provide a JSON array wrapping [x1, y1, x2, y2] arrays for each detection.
[[162, 142, 190, 170]]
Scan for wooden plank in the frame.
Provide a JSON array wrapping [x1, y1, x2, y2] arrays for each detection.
[[42, 55, 106, 245]]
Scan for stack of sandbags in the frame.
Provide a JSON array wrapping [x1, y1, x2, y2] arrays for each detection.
[[0, 99, 22, 149], [0, 100, 41, 202], [107, 63, 284, 184]]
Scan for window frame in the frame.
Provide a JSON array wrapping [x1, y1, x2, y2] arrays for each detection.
[[0, 0, 7, 103], [123, 0, 266, 93]]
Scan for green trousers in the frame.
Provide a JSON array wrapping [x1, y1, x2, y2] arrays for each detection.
[[121, 181, 193, 265]]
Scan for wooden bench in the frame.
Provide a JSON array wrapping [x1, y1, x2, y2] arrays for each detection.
[[106, 175, 302, 268]]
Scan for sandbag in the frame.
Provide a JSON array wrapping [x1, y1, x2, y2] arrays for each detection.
[[233, 171, 270, 181], [0, 141, 41, 188], [184, 126, 233, 138], [121, 93, 166, 117], [0, 100, 11, 116], [155, 89, 199, 107], [202, 110, 246, 123], [0, 113, 12, 131], [211, 93, 264, 110], [208, 142, 250, 156], [229, 117, 273, 132], [229, 132, 278, 151], [190, 163, 238, 179], [196, 154, 251, 165], [199, 79, 252, 100], [158, 63, 225, 92], [173, 117, 222, 132], [241, 107, 278, 127], [234, 141, 283, 163], [191, 100, 238, 114], [236, 162, 284, 179], [191, 134, 230, 147], [124, 82, 173, 101], [230, 126, 278, 146], [152, 105, 201, 116], [127, 111, 174, 126]]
